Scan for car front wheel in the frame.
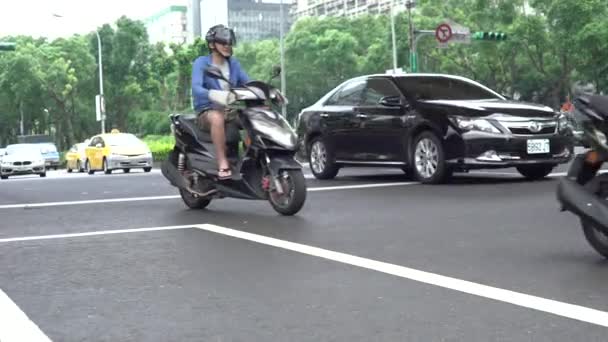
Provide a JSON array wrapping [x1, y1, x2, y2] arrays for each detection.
[[308, 137, 339, 180], [411, 131, 451, 184]]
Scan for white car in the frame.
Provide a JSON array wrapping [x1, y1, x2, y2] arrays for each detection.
[[1, 144, 46, 179]]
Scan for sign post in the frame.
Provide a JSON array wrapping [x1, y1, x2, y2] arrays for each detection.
[[95, 94, 105, 123]]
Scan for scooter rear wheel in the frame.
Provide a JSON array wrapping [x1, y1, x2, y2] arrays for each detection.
[[268, 169, 306, 216], [180, 189, 211, 209]]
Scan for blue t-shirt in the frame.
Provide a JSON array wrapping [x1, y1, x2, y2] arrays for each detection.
[[191, 54, 250, 112]]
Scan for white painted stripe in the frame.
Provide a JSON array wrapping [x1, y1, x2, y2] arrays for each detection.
[[0, 225, 195, 243], [308, 182, 418, 192], [465, 169, 608, 178], [0, 289, 52, 342], [0, 195, 181, 209], [0, 170, 161, 182], [0, 182, 418, 209], [195, 223, 608, 327]]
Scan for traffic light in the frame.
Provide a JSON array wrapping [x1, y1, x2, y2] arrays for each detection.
[[0, 42, 16, 51], [472, 31, 507, 41]]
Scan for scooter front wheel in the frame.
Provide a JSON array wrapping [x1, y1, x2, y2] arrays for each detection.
[[180, 189, 211, 209], [268, 169, 307, 216], [582, 220, 608, 259]]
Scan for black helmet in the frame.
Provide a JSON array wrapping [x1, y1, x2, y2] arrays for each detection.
[[205, 24, 237, 47]]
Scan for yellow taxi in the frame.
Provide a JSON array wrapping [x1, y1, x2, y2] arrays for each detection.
[[65, 142, 87, 173], [85, 130, 153, 174]]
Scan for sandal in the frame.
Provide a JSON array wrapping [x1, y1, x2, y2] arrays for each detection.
[[218, 168, 232, 180]]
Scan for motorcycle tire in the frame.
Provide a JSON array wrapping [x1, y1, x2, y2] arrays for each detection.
[[268, 169, 306, 216], [582, 220, 608, 259], [179, 188, 211, 210]]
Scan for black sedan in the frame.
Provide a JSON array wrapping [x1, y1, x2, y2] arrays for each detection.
[[296, 73, 574, 184]]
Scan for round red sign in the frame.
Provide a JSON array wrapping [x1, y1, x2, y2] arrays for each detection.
[[435, 23, 453, 43]]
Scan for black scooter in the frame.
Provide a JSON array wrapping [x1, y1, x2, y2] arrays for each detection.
[[556, 95, 608, 257], [161, 66, 307, 215]]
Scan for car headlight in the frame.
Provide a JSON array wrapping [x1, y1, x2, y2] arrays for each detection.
[[557, 113, 571, 133], [451, 116, 501, 133]]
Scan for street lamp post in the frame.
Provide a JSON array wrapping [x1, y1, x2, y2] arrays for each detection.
[[94, 30, 105, 134], [53, 13, 105, 133], [406, 0, 416, 72], [390, 0, 398, 73], [280, 0, 287, 118]]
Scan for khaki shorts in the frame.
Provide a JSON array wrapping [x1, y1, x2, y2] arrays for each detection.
[[197, 109, 239, 132]]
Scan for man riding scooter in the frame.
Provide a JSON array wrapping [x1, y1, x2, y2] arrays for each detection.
[[191, 24, 250, 179]]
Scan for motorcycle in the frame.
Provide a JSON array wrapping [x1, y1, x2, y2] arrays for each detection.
[[161, 65, 307, 216], [556, 94, 608, 257]]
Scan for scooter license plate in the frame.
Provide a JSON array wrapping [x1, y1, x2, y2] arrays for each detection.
[[527, 139, 550, 154]]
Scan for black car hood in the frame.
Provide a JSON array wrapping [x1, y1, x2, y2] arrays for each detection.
[[417, 99, 556, 117]]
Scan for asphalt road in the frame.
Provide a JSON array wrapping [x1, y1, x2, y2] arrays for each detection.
[[2, 162, 608, 341]]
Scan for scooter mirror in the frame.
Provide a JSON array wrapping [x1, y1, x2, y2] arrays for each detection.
[[271, 65, 281, 78]]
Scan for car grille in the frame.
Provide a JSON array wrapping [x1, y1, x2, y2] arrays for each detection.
[[497, 118, 557, 136], [508, 126, 556, 135], [12, 161, 32, 166]]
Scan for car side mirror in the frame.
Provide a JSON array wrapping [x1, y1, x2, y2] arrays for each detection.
[[379, 96, 405, 107], [95, 143, 102, 148], [205, 65, 228, 82]]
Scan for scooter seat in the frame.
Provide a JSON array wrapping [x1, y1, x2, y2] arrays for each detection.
[[176, 114, 213, 143], [590, 95, 608, 118]]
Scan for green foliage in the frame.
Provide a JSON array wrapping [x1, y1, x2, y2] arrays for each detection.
[[143, 135, 174, 162], [1, 1, 607, 146]]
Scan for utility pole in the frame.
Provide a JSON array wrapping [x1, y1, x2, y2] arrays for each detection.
[[390, 0, 397, 73], [406, 0, 416, 72], [280, 0, 287, 118], [19, 100, 24, 136], [53, 13, 105, 134], [95, 30, 106, 134]]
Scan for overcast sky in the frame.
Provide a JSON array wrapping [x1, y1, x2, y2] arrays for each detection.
[[0, 0, 186, 39]]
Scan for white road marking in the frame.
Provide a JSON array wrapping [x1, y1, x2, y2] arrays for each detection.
[[3, 223, 608, 327], [0, 195, 181, 210], [0, 169, 160, 182], [0, 289, 52, 342], [308, 182, 418, 192], [0, 224, 195, 243], [0, 182, 418, 209], [466, 169, 608, 178], [194, 223, 608, 327]]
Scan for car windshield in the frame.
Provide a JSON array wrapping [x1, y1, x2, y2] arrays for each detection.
[[104, 134, 142, 146], [6, 144, 42, 155], [395, 76, 503, 101], [38, 143, 58, 153]]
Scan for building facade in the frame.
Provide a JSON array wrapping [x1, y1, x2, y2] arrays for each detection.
[[198, 0, 291, 43], [291, 0, 410, 19], [144, 5, 188, 45]]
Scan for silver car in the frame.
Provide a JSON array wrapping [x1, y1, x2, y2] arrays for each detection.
[[1, 144, 47, 179]]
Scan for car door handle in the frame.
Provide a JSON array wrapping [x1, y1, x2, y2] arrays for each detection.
[[356, 113, 368, 119], [320, 113, 329, 118]]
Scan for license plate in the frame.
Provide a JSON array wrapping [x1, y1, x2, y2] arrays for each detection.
[[527, 139, 550, 154]]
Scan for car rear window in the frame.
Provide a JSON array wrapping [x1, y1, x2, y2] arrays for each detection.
[[104, 134, 142, 146]]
